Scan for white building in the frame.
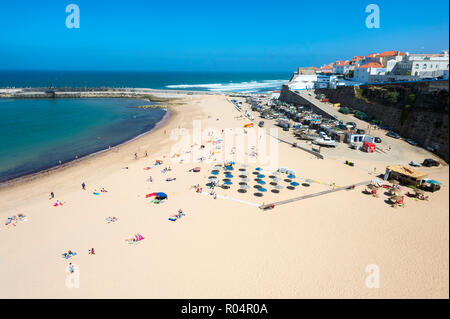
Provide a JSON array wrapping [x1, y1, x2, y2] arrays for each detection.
[[353, 62, 386, 83], [333, 60, 353, 74], [390, 51, 449, 78], [315, 74, 331, 88], [288, 67, 318, 90]]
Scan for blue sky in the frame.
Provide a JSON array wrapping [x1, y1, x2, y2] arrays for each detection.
[[0, 0, 448, 72]]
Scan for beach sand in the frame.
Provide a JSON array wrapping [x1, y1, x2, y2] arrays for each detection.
[[0, 94, 448, 298]]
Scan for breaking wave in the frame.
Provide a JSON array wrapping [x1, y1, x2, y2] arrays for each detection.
[[165, 79, 287, 93]]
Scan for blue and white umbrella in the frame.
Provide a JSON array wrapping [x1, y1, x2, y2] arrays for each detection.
[[290, 182, 300, 186]]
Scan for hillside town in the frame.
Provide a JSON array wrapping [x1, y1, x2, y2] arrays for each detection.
[[286, 50, 449, 91]]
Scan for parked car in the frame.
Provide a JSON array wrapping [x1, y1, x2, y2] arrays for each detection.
[[405, 138, 418, 146], [258, 121, 264, 127], [345, 122, 357, 129], [374, 137, 382, 143], [386, 131, 400, 139], [422, 158, 440, 167]]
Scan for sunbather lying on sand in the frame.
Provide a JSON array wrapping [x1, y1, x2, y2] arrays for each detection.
[[166, 177, 176, 182], [106, 216, 118, 223], [53, 200, 65, 207]]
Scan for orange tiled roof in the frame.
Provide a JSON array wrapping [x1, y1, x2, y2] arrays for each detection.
[[352, 56, 364, 61], [357, 62, 384, 69], [366, 53, 380, 58], [378, 50, 405, 57], [334, 60, 350, 66]]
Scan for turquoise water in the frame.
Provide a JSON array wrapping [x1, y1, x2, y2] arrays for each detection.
[[0, 98, 166, 182]]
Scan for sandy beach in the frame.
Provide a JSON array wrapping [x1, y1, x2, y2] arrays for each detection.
[[0, 94, 448, 298]]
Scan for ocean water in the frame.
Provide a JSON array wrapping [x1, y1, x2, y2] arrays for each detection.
[[0, 98, 166, 182], [0, 71, 289, 93]]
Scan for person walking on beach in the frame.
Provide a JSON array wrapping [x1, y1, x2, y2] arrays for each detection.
[[145, 151, 148, 157], [81, 182, 86, 190], [134, 152, 138, 160], [49, 192, 54, 200]]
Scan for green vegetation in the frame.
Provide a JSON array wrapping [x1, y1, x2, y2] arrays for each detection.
[[385, 91, 400, 104], [338, 106, 351, 114], [355, 111, 369, 121]]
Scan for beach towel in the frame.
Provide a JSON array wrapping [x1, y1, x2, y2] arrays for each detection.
[[168, 218, 177, 221], [93, 192, 100, 195]]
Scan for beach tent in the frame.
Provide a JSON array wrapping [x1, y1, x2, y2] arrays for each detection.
[[244, 123, 254, 128]]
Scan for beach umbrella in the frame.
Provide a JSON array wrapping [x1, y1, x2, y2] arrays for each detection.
[[238, 182, 247, 185], [255, 167, 263, 171], [272, 177, 280, 182], [259, 187, 267, 192], [211, 171, 219, 175], [302, 183, 310, 187], [271, 189, 280, 194], [253, 185, 262, 189], [240, 185, 250, 190], [225, 174, 234, 178], [239, 175, 247, 178], [306, 179, 314, 183], [290, 182, 299, 186], [272, 171, 280, 175], [156, 192, 167, 199], [257, 180, 266, 185], [224, 181, 233, 185], [241, 178, 249, 182], [225, 166, 234, 171], [275, 185, 283, 189], [208, 177, 218, 182], [257, 174, 265, 178], [287, 174, 296, 179], [238, 189, 247, 193], [223, 178, 231, 182], [284, 179, 292, 183], [269, 182, 277, 186], [269, 175, 276, 179], [254, 192, 263, 197]]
